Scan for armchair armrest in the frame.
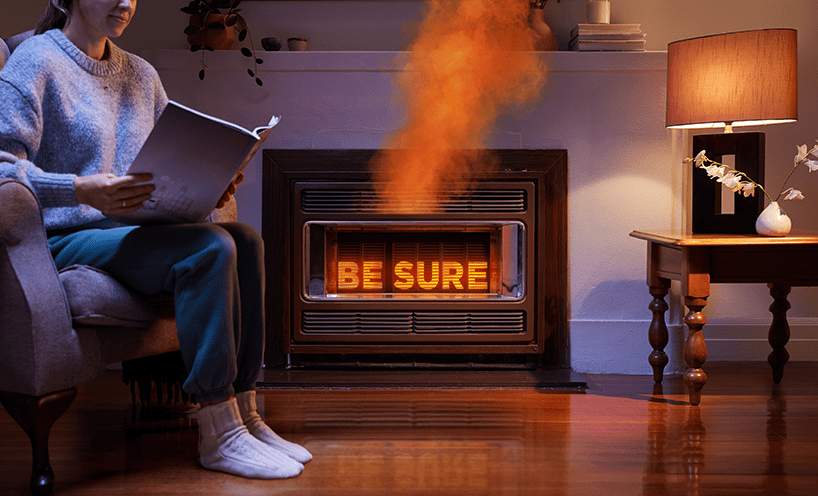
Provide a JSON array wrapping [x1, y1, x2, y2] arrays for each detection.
[[0, 179, 83, 396]]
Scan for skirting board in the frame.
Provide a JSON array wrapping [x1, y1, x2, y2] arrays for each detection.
[[698, 318, 818, 362], [570, 319, 818, 375]]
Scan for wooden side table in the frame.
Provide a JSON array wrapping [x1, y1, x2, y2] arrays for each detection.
[[630, 230, 818, 405]]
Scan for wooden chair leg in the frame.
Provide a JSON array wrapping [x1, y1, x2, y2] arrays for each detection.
[[0, 387, 77, 496]]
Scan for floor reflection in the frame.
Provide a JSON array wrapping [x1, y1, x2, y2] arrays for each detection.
[[763, 386, 790, 495], [299, 398, 526, 429], [4, 366, 814, 495], [643, 383, 707, 496], [642, 383, 798, 496], [643, 384, 707, 496], [261, 391, 574, 493]]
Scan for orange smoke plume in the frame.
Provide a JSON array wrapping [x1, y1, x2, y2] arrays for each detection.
[[370, 0, 547, 213]]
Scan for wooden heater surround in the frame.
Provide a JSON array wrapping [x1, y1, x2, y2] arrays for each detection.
[[262, 149, 568, 369]]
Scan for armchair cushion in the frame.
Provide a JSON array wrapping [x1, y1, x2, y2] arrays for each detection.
[[0, 38, 9, 69], [59, 264, 154, 328], [4, 29, 34, 54]]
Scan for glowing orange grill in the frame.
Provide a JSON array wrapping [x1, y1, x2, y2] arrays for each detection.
[[329, 233, 496, 294], [306, 223, 522, 301]]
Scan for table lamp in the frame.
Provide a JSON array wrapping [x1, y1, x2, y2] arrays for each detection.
[[666, 29, 797, 234]]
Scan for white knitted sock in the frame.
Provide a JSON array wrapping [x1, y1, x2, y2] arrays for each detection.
[[197, 397, 304, 479], [235, 390, 314, 464]]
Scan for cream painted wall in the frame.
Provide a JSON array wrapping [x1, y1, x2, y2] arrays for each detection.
[[3, 0, 817, 371]]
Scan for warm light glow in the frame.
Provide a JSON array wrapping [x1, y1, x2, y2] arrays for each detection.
[[369, 0, 547, 213], [337, 261, 360, 290], [362, 261, 383, 290], [417, 262, 441, 290], [331, 232, 497, 295], [337, 260, 491, 293], [441, 262, 464, 290], [393, 261, 415, 290], [467, 262, 488, 290], [665, 119, 797, 131], [666, 29, 797, 130]]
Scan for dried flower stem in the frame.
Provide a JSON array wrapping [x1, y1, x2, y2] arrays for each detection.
[[686, 141, 818, 205]]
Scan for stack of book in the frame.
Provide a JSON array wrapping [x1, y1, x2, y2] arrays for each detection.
[[569, 23, 646, 52]]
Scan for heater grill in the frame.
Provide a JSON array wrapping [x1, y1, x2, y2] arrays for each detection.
[[301, 188, 526, 213], [302, 311, 525, 334]]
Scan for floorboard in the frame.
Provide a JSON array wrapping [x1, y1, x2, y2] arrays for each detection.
[[1, 362, 817, 495]]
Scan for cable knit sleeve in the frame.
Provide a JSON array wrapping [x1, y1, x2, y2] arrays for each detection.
[[0, 76, 79, 208]]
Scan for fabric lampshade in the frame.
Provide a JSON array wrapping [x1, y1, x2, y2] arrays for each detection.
[[666, 29, 797, 130]]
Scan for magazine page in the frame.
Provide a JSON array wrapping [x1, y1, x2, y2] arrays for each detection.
[[168, 100, 280, 139], [108, 102, 279, 224]]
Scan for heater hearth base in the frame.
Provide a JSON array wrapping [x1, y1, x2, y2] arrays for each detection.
[[258, 367, 587, 390], [287, 353, 542, 370], [263, 149, 568, 371]]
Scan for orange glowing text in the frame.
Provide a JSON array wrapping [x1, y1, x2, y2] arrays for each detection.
[[337, 261, 488, 292]]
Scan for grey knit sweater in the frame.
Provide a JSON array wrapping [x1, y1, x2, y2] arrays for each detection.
[[0, 29, 168, 231]]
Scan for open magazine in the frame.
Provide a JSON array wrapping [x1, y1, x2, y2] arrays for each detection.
[[108, 100, 279, 225]]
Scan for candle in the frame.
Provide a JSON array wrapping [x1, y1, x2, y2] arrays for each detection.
[[586, 0, 611, 24]]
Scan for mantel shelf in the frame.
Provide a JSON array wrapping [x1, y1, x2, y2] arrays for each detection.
[[143, 49, 667, 74]]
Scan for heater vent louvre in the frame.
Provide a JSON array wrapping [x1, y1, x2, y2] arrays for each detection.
[[302, 189, 526, 213], [302, 311, 525, 334]]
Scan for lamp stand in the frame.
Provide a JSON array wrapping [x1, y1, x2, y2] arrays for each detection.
[[691, 132, 765, 234]]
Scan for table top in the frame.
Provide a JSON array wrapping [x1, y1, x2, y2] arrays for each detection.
[[629, 229, 818, 247]]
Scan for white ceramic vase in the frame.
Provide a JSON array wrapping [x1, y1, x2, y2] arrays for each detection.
[[755, 201, 791, 237]]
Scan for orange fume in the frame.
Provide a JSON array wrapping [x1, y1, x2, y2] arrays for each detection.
[[370, 0, 547, 213]]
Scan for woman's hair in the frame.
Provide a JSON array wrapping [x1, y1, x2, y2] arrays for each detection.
[[34, 0, 74, 35]]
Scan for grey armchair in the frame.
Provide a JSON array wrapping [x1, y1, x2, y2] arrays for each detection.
[[0, 34, 237, 495]]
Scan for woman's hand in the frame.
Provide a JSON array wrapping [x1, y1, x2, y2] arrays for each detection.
[[73, 173, 154, 214], [215, 171, 244, 209]]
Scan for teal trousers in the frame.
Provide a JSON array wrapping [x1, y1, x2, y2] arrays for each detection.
[[48, 221, 265, 403]]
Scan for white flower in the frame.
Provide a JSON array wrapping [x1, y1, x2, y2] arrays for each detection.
[[685, 136, 817, 206], [702, 164, 725, 179], [716, 171, 732, 182], [719, 172, 743, 192], [740, 182, 756, 197], [693, 150, 707, 167], [796, 144, 809, 164], [783, 188, 805, 200]]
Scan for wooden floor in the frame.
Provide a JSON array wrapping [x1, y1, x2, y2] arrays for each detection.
[[1, 362, 817, 495]]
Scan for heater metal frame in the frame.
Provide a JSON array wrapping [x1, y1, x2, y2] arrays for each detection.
[[262, 149, 568, 369]]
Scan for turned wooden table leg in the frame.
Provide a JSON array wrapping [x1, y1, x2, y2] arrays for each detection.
[[648, 280, 670, 383], [767, 283, 791, 384], [683, 296, 708, 406]]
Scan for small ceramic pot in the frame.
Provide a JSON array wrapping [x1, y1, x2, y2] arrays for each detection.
[[262, 37, 283, 51], [755, 201, 792, 236], [187, 14, 235, 50], [287, 38, 308, 51]]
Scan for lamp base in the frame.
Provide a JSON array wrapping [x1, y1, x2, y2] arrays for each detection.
[[691, 132, 765, 234]]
